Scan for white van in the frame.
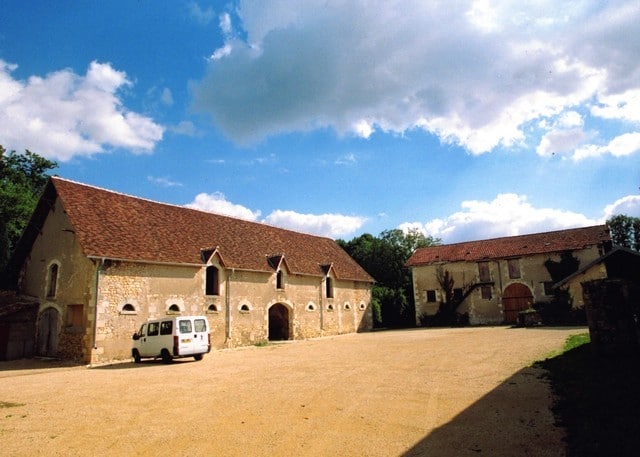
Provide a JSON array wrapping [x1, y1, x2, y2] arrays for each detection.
[[132, 316, 211, 363]]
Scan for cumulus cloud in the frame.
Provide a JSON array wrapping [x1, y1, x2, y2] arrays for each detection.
[[185, 193, 366, 238], [264, 210, 367, 238], [0, 60, 164, 161], [191, 0, 639, 155], [604, 195, 640, 219], [400, 193, 599, 243], [185, 192, 262, 221]]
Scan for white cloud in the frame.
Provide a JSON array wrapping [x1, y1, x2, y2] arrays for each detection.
[[400, 193, 598, 243], [185, 192, 366, 238], [604, 195, 640, 218], [536, 128, 587, 157], [264, 210, 367, 238], [335, 153, 357, 165], [591, 89, 640, 122], [191, 1, 638, 154], [185, 192, 262, 221], [188, 2, 215, 25], [573, 132, 640, 160], [147, 176, 182, 187], [0, 60, 164, 161]]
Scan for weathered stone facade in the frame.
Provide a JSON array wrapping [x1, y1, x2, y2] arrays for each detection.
[[410, 249, 603, 325], [406, 226, 610, 326], [11, 178, 373, 364]]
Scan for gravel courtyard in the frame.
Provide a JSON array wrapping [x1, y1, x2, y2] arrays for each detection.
[[0, 326, 584, 456]]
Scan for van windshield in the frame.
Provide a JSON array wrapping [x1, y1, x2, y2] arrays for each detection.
[[179, 320, 192, 334]]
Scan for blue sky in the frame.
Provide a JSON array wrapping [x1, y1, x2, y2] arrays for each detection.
[[1, 1, 639, 243]]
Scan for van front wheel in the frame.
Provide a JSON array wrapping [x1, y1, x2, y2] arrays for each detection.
[[161, 349, 172, 364], [132, 349, 141, 364], [194, 354, 203, 361]]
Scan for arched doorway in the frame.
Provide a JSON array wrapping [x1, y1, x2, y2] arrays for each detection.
[[37, 307, 60, 357], [268, 304, 290, 341], [502, 283, 533, 324]]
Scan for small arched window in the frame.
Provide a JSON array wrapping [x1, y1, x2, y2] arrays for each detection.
[[327, 304, 334, 312], [168, 304, 181, 313], [122, 303, 136, 312], [207, 304, 218, 313], [47, 263, 59, 298], [344, 303, 351, 311], [306, 303, 317, 312], [359, 302, 366, 311], [239, 304, 250, 313], [276, 270, 284, 289]]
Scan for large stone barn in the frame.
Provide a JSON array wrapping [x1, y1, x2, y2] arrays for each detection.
[[5, 177, 374, 364], [406, 225, 611, 325]]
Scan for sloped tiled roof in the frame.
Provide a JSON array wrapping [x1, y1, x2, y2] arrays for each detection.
[[47, 178, 373, 282], [406, 225, 611, 267]]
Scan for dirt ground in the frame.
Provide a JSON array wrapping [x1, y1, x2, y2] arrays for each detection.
[[0, 326, 585, 456]]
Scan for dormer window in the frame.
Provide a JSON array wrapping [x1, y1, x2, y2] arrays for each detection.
[[205, 266, 220, 296], [325, 277, 334, 299]]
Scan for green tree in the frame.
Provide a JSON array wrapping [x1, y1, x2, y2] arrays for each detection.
[[607, 214, 640, 251], [0, 145, 57, 270], [338, 228, 439, 327]]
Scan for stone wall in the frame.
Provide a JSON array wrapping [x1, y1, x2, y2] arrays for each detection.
[[412, 248, 604, 326], [92, 261, 372, 363], [582, 279, 640, 356]]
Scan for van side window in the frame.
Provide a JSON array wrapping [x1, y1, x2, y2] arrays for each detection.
[[160, 321, 173, 335], [194, 319, 207, 332], [148, 322, 159, 336], [179, 320, 192, 334]]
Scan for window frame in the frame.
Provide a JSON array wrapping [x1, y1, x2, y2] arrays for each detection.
[[507, 258, 521, 279], [478, 262, 491, 282]]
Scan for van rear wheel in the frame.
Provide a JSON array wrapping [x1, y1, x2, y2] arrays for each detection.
[[161, 349, 172, 364], [193, 354, 203, 361]]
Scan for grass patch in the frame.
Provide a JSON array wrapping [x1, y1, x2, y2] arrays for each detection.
[[536, 333, 640, 456], [0, 401, 25, 409]]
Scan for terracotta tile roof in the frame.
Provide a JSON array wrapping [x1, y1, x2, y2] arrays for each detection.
[[50, 178, 373, 282], [406, 225, 611, 267]]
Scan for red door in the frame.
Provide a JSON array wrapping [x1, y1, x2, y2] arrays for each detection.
[[502, 283, 533, 324]]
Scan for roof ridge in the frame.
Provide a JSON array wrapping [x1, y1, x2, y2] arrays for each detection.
[[418, 224, 609, 249], [50, 176, 335, 241]]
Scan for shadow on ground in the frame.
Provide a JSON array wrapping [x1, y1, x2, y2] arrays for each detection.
[[535, 344, 640, 457], [402, 365, 563, 457]]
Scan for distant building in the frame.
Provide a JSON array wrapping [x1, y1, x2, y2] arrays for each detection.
[[5, 178, 373, 363], [406, 226, 611, 325]]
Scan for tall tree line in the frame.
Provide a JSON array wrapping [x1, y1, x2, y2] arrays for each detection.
[[338, 229, 439, 327], [0, 145, 58, 273]]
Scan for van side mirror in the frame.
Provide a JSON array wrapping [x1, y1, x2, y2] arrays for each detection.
[[132, 333, 140, 341]]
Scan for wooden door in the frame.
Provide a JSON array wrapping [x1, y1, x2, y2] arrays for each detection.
[[502, 283, 533, 324], [37, 307, 59, 357]]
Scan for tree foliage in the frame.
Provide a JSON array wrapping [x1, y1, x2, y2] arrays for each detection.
[[338, 228, 440, 327], [0, 145, 57, 270], [607, 214, 640, 251], [536, 250, 582, 325]]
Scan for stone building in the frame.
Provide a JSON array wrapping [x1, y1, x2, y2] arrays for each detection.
[[5, 177, 373, 364], [406, 225, 611, 325]]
